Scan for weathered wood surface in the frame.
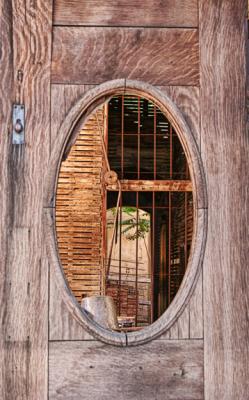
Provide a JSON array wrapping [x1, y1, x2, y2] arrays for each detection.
[[189, 269, 203, 339], [200, 1, 249, 399], [0, 0, 52, 398], [159, 86, 200, 147], [51, 84, 95, 147], [53, 0, 198, 28], [49, 340, 204, 400], [52, 28, 199, 85], [0, 0, 14, 397], [49, 269, 93, 341]]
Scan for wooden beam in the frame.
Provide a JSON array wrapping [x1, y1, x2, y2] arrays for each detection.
[[106, 180, 192, 192], [200, 1, 249, 399], [49, 340, 204, 400]]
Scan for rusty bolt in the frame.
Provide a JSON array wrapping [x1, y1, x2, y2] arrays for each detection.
[[14, 119, 23, 134]]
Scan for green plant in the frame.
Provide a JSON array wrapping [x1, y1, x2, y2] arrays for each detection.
[[107, 207, 150, 240]]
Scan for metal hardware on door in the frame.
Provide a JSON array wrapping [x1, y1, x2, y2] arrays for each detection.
[[12, 104, 25, 144]]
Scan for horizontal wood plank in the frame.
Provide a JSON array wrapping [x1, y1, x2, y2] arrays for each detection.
[[52, 27, 199, 85], [49, 340, 204, 400], [53, 0, 198, 28]]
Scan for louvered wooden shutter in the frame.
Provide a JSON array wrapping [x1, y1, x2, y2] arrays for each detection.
[[56, 107, 105, 303]]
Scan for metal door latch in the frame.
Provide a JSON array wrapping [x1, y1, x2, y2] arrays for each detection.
[[12, 104, 25, 144]]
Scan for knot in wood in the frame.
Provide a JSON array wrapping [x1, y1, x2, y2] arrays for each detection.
[[104, 170, 118, 185]]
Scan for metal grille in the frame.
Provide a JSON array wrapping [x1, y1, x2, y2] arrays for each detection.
[[105, 95, 193, 328]]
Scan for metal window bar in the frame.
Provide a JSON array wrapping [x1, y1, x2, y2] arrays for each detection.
[[105, 95, 193, 328]]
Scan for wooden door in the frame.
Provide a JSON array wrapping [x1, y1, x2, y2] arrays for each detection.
[[0, 1, 248, 399]]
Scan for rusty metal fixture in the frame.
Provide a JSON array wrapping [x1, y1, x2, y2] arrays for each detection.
[[104, 170, 118, 185], [81, 295, 119, 330], [14, 119, 23, 134]]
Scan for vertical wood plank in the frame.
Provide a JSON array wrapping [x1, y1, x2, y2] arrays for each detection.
[[0, 0, 14, 397], [169, 321, 179, 339], [177, 305, 190, 339], [0, 0, 52, 398], [200, 1, 249, 398], [158, 86, 200, 147], [189, 270, 203, 339]]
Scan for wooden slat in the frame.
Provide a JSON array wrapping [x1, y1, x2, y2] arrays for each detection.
[[52, 27, 199, 85], [54, 0, 198, 28], [107, 180, 192, 192], [177, 305, 190, 339], [189, 269, 203, 339], [200, 1, 249, 399], [49, 340, 204, 400], [0, 0, 52, 398], [56, 106, 104, 303]]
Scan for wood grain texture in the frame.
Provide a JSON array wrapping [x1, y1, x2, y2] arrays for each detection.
[[49, 268, 93, 341], [53, 0, 198, 28], [0, 0, 14, 397], [158, 86, 200, 148], [49, 340, 204, 400], [200, 1, 249, 398], [0, 0, 52, 398], [51, 84, 95, 147], [189, 269, 203, 339], [51, 27, 199, 85]]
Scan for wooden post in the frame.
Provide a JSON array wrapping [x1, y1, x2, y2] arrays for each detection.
[[0, 1, 52, 398], [200, 1, 249, 398]]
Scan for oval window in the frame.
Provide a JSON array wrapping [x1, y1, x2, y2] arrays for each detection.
[[55, 92, 195, 334]]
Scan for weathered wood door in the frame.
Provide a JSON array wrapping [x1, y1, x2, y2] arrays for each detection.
[[0, 1, 248, 399]]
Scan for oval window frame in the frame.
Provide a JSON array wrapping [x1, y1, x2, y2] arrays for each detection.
[[44, 79, 207, 346]]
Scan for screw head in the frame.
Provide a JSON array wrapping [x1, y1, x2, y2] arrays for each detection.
[[14, 119, 23, 134]]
